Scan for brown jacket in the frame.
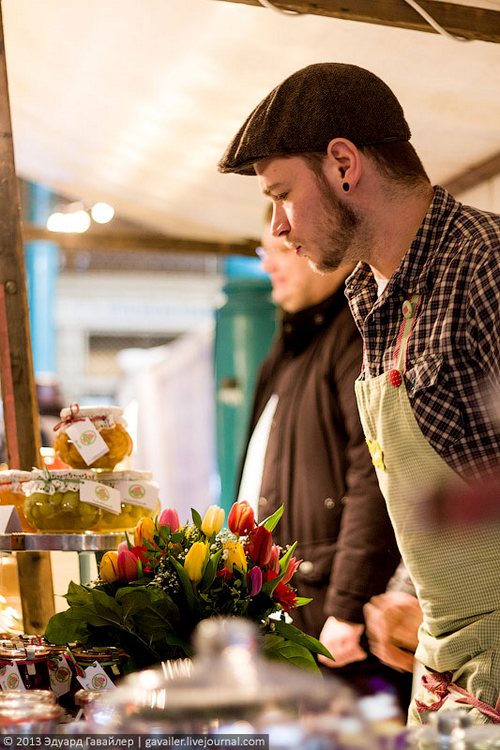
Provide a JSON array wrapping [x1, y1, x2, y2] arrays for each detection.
[[242, 289, 401, 639]]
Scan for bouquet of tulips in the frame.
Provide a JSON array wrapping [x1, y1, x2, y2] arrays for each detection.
[[44, 501, 332, 674]]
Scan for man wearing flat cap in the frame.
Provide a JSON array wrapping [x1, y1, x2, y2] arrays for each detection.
[[219, 63, 500, 725]]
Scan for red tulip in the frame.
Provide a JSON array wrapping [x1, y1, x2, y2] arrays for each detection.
[[228, 501, 255, 536], [158, 507, 180, 533], [245, 525, 272, 566], [117, 549, 140, 582]]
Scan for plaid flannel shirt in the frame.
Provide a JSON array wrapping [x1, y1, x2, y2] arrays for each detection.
[[345, 186, 500, 483]]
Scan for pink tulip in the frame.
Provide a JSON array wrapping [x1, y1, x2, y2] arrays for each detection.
[[158, 507, 180, 533], [281, 556, 301, 585], [248, 566, 263, 596], [268, 544, 281, 573], [117, 549, 140, 582], [228, 501, 255, 536]]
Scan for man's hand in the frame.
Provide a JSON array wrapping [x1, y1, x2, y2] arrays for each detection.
[[363, 591, 422, 673], [318, 616, 367, 668]]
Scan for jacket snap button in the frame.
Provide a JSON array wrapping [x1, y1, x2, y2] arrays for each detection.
[[300, 560, 314, 575], [324, 497, 335, 509], [258, 496, 268, 507]]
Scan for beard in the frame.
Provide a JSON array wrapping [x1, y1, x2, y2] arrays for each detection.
[[306, 174, 363, 274]]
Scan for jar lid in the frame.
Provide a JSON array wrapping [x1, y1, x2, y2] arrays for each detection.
[[29, 469, 96, 481], [98, 470, 153, 482], [60, 404, 124, 419], [0, 470, 32, 485]]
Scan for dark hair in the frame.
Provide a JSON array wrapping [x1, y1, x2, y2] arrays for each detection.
[[300, 141, 429, 187], [360, 142, 430, 185]]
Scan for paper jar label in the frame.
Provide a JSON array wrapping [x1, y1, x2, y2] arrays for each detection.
[[80, 481, 121, 515], [115, 480, 159, 509], [48, 653, 72, 696], [0, 661, 25, 691], [76, 661, 116, 691], [66, 418, 110, 464]]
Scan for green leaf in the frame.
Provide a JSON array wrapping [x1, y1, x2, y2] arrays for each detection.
[[199, 549, 222, 592], [259, 505, 284, 532], [64, 581, 95, 607], [191, 508, 203, 530], [44, 610, 89, 644], [262, 633, 320, 673], [294, 597, 312, 607], [169, 555, 197, 610], [272, 620, 334, 661]]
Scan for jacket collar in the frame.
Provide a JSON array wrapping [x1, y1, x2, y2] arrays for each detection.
[[280, 287, 347, 354]]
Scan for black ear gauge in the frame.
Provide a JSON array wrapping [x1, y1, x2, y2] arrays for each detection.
[[342, 182, 350, 192]]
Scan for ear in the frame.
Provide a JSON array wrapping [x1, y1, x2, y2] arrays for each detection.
[[324, 138, 362, 194]]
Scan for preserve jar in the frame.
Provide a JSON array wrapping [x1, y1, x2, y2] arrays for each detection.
[[0, 691, 62, 734], [95, 470, 161, 531], [0, 470, 35, 532], [0, 642, 52, 691], [23, 469, 104, 532], [53, 404, 133, 471]]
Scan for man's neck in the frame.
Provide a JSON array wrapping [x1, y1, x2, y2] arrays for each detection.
[[363, 182, 434, 281]]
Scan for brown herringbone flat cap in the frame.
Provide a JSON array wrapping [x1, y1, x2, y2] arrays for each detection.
[[218, 63, 411, 175]]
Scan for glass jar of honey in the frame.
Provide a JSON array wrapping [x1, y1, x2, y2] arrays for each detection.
[[0, 470, 35, 532], [95, 470, 161, 531], [23, 469, 103, 532], [54, 404, 133, 471]]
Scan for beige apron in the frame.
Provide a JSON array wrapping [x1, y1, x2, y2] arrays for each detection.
[[355, 294, 500, 725]]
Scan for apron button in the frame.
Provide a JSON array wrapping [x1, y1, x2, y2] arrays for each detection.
[[402, 299, 414, 319], [388, 369, 403, 387]]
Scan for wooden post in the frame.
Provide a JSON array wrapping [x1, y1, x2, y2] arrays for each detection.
[[16, 552, 55, 633], [0, 5, 54, 632]]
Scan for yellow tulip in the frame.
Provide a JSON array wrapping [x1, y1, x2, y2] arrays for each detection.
[[134, 516, 156, 547], [100, 551, 120, 583], [201, 505, 225, 537], [184, 541, 209, 584], [224, 540, 247, 572]]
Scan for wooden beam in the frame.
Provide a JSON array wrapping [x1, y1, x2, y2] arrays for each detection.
[[0, 5, 42, 471], [0, 5, 55, 633], [213, 0, 500, 43], [443, 151, 500, 195], [22, 225, 259, 257]]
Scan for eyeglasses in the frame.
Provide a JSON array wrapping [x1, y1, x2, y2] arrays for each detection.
[[255, 245, 292, 260]]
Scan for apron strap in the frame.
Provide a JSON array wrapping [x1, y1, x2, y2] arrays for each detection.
[[392, 294, 420, 374], [416, 670, 500, 723]]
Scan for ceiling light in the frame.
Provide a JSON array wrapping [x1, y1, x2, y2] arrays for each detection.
[[90, 202, 115, 224]]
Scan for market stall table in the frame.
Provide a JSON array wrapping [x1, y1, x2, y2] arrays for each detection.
[[0, 532, 124, 632]]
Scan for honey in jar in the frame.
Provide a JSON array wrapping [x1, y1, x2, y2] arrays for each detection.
[[0, 470, 35, 532], [23, 469, 105, 532], [54, 404, 133, 471], [95, 470, 161, 531]]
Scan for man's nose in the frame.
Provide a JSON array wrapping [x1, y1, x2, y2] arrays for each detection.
[[271, 205, 290, 237]]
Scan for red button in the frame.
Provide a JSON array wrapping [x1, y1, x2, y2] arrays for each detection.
[[388, 369, 402, 387]]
